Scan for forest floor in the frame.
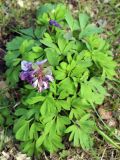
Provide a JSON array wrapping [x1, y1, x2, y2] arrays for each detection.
[[0, 0, 120, 159]]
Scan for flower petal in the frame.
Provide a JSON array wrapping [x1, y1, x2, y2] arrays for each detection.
[[44, 67, 52, 76], [43, 81, 49, 89], [45, 75, 54, 82], [20, 71, 27, 80], [38, 83, 43, 92], [20, 71, 34, 84], [21, 60, 32, 71], [32, 79, 38, 88], [36, 59, 47, 65]]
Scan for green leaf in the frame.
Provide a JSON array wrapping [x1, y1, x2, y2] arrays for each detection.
[[69, 98, 90, 119], [67, 60, 76, 72], [72, 98, 90, 109], [32, 46, 43, 53], [65, 115, 95, 150], [67, 53, 73, 63], [1, 108, 9, 117], [58, 39, 76, 56], [37, 117, 64, 152], [37, 12, 49, 24], [0, 115, 4, 125], [30, 123, 38, 140], [22, 51, 41, 61], [58, 37, 67, 52], [4, 51, 20, 66], [69, 107, 86, 120], [40, 39, 57, 49], [65, 11, 74, 31], [63, 41, 75, 55], [44, 119, 55, 134], [6, 66, 20, 86], [26, 108, 38, 119], [12, 58, 21, 66], [19, 39, 35, 54], [15, 108, 28, 116], [85, 35, 106, 51], [79, 114, 91, 123], [79, 130, 93, 150], [79, 13, 89, 30], [36, 135, 45, 149], [21, 141, 35, 156], [92, 51, 117, 79], [60, 62, 68, 70], [56, 99, 71, 110], [46, 48, 59, 66], [20, 27, 34, 37], [71, 59, 92, 77], [44, 121, 64, 152], [79, 24, 103, 38], [56, 115, 70, 135], [80, 77, 107, 105], [58, 90, 69, 99], [65, 11, 79, 31], [34, 26, 46, 38], [50, 81, 56, 95], [37, 3, 54, 17], [14, 117, 26, 133], [16, 121, 30, 141], [54, 70, 66, 80], [25, 96, 45, 105], [6, 37, 24, 50], [55, 5, 66, 20], [44, 135, 64, 153], [58, 77, 75, 96], [40, 96, 56, 116]]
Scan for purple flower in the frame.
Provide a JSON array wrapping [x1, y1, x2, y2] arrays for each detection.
[[20, 71, 35, 84], [49, 20, 61, 28], [20, 60, 54, 92], [21, 60, 32, 71]]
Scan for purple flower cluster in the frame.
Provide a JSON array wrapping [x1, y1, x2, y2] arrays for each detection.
[[49, 20, 61, 28], [20, 60, 54, 92]]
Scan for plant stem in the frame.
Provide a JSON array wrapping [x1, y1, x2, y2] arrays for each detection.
[[96, 127, 120, 150]]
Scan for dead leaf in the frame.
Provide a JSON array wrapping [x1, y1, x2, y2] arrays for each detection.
[[16, 153, 31, 160], [107, 118, 117, 127], [2, 151, 9, 159], [98, 106, 112, 120]]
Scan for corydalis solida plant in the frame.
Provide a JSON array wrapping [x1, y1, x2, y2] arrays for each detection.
[[4, 3, 119, 158], [20, 60, 54, 92]]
